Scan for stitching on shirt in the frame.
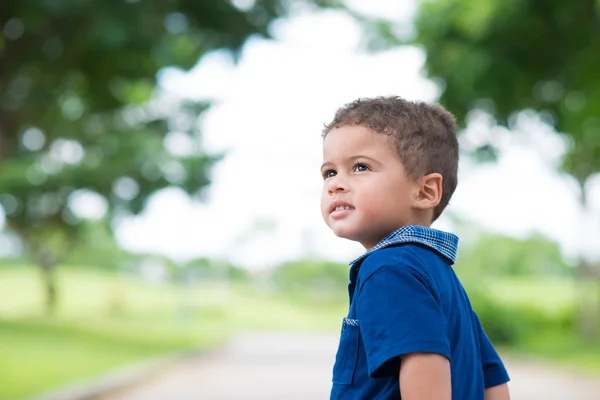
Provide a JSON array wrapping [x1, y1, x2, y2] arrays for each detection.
[[343, 317, 359, 327]]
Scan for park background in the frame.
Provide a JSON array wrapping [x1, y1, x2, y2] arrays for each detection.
[[1, 0, 599, 398]]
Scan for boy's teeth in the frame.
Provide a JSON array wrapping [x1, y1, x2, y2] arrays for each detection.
[[335, 206, 352, 211]]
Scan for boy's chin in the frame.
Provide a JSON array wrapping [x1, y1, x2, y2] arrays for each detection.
[[330, 227, 361, 243], [331, 228, 384, 249]]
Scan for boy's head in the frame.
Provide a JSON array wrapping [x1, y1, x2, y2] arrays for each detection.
[[320, 96, 458, 249]]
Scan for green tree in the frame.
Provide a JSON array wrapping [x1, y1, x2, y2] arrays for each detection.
[[271, 259, 348, 301], [412, 0, 600, 337], [63, 220, 140, 270], [455, 232, 569, 281], [0, 0, 341, 314], [184, 257, 249, 282]]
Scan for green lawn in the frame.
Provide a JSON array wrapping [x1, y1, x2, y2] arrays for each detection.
[[0, 266, 346, 399], [516, 330, 600, 372], [0, 317, 215, 400]]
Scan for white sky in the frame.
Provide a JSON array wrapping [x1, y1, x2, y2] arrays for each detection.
[[114, 3, 600, 268], [2, 2, 599, 268]]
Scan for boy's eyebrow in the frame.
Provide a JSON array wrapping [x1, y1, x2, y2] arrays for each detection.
[[350, 155, 380, 164], [320, 161, 332, 171], [320, 155, 380, 170]]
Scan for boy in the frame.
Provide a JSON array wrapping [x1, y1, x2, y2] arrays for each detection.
[[321, 96, 510, 400]]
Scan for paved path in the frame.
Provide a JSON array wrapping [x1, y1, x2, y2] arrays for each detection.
[[108, 332, 600, 400]]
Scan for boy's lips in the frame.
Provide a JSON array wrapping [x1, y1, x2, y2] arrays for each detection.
[[329, 200, 355, 219]]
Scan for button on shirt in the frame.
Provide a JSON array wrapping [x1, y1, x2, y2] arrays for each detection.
[[330, 225, 510, 400]]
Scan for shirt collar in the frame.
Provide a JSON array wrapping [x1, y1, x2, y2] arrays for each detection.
[[349, 225, 459, 268]]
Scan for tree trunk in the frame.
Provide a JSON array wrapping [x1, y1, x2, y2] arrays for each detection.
[[41, 263, 57, 315], [577, 262, 598, 341], [35, 250, 59, 316], [10, 224, 65, 316], [576, 181, 599, 341]]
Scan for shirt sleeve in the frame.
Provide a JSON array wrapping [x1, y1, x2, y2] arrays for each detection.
[[473, 311, 511, 388], [356, 263, 450, 379]]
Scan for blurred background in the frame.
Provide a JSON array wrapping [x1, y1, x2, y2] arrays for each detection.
[[1, 0, 599, 399]]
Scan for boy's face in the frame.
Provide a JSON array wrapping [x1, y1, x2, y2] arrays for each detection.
[[321, 125, 420, 249]]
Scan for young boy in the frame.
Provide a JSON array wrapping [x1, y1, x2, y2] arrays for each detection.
[[321, 96, 510, 400]]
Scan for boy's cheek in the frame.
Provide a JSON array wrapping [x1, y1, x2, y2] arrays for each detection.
[[357, 194, 382, 215]]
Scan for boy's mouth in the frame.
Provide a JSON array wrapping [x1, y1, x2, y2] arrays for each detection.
[[329, 200, 355, 219]]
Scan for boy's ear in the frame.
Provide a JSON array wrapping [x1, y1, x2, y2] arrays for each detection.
[[413, 173, 443, 211]]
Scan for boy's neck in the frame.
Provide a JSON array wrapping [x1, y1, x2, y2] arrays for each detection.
[[360, 211, 435, 250], [407, 210, 434, 228], [361, 223, 433, 250]]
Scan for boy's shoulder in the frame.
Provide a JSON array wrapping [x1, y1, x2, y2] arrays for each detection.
[[357, 243, 437, 279], [353, 225, 459, 280]]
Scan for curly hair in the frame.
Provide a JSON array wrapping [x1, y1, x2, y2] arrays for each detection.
[[323, 96, 459, 222]]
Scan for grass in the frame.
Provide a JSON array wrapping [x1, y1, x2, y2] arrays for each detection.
[[0, 317, 213, 400], [0, 265, 346, 399], [515, 330, 600, 372]]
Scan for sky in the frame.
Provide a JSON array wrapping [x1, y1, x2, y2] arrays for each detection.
[[111, 1, 600, 268], [2, 1, 599, 268]]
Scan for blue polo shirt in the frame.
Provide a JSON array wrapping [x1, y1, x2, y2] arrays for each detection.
[[330, 225, 509, 400]]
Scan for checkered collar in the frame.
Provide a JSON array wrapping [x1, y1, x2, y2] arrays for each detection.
[[349, 225, 459, 268]]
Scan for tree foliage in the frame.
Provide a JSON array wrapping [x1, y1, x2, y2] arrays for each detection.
[[414, 0, 600, 185], [455, 232, 569, 281], [0, 0, 342, 312], [413, 0, 600, 339]]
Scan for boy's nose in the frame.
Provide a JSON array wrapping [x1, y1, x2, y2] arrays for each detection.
[[327, 177, 348, 195]]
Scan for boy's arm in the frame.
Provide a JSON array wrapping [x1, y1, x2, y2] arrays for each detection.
[[399, 352, 451, 400], [484, 383, 510, 400]]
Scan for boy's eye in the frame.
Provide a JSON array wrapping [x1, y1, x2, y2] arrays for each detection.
[[353, 163, 369, 172], [322, 169, 336, 179]]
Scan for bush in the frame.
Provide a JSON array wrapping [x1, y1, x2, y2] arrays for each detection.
[[270, 259, 349, 301], [469, 290, 574, 345]]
